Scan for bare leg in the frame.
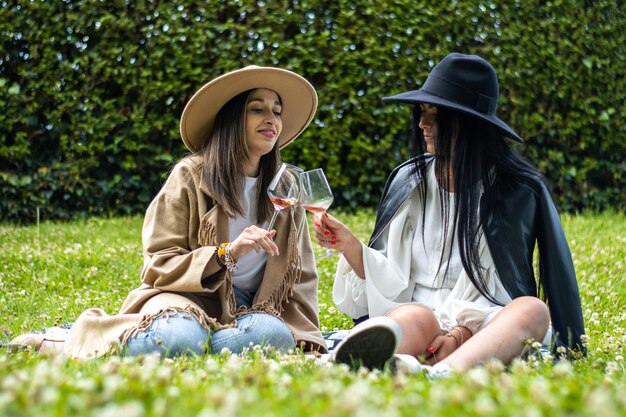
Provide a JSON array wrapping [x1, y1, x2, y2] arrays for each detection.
[[385, 304, 441, 357], [441, 296, 550, 370]]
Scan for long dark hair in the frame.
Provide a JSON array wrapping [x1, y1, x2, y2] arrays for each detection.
[[410, 106, 543, 304], [200, 89, 279, 223]]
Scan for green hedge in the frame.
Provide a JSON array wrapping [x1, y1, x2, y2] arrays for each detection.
[[1, 0, 624, 222]]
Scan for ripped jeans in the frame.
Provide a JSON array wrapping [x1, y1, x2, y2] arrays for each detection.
[[122, 287, 295, 357]]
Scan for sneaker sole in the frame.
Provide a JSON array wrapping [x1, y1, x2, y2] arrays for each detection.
[[334, 326, 398, 370]]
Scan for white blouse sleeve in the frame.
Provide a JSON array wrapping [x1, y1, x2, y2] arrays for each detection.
[[332, 250, 368, 318], [333, 198, 418, 319]]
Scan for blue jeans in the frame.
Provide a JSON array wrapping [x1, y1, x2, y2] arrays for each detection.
[[122, 287, 295, 357]]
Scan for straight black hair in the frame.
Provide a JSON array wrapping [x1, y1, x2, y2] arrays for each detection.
[[410, 106, 544, 304]]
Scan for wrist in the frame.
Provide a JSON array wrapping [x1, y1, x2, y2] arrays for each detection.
[[343, 233, 361, 254], [446, 330, 461, 348], [456, 325, 472, 341], [215, 243, 238, 271], [447, 326, 472, 348]]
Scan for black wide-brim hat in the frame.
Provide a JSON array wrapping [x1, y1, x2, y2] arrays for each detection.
[[382, 53, 523, 143]]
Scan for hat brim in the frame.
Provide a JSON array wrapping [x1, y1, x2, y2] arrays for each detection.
[[180, 66, 318, 152], [382, 90, 523, 143]]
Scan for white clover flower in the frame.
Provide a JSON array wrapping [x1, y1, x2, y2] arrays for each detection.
[[74, 376, 97, 393], [167, 386, 180, 398], [279, 373, 292, 387], [143, 352, 162, 365], [429, 384, 448, 403], [38, 386, 59, 405], [342, 380, 373, 411], [587, 386, 615, 414], [552, 361, 574, 377], [473, 395, 496, 415], [484, 359, 505, 374], [205, 357, 220, 372], [468, 367, 490, 387], [0, 392, 15, 408], [448, 386, 470, 404], [605, 361, 621, 375], [366, 371, 380, 382], [520, 405, 543, 417], [94, 401, 145, 417], [510, 359, 529, 374], [224, 354, 242, 373], [102, 375, 124, 398], [178, 371, 196, 387], [155, 366, 172, 383], [197, 408, 220, 417]]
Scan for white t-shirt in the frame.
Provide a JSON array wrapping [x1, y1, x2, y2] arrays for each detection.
[[228, 177, 269, 292]]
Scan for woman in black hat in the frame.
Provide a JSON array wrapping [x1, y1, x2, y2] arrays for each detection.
[[314, 53, 585, 376]]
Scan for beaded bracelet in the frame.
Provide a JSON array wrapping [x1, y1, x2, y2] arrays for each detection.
[[215, 245, 227, 269], [215, 242, 238, 271], [224, 244, 238, 271], [446, 327, 466, 348]]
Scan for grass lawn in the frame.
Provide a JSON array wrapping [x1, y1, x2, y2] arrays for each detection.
[[1, 210, 625, 416]]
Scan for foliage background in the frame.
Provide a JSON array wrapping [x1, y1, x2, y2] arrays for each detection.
[[1, 0, 624, 222]]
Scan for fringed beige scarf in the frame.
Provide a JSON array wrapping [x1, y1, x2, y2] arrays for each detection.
[[197, 209, 302, 321]]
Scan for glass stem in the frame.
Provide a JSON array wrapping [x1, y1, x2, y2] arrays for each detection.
[[267, 210, 280, 231]]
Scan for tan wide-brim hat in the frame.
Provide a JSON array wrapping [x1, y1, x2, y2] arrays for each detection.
[[180, 66, 318, 152]]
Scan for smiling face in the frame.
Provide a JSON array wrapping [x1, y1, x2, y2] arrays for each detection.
[[418, 103, 438, 154], [244, 89, 283, 174]]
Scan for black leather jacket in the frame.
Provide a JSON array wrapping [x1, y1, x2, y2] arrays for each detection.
[[364, 155, 585, 355]]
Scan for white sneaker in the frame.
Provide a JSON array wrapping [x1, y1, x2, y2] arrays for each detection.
[[332, 316, 401, 370], [390, 354, 452, 378]]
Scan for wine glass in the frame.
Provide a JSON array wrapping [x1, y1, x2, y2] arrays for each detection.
[[267, 163, 303, 231], [300, 168, 336, 258]]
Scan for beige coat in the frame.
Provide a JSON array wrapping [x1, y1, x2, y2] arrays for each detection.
[[65, 156, 326, 358]]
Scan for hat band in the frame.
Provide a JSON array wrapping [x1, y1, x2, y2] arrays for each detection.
[[422, 74, 496, 115]]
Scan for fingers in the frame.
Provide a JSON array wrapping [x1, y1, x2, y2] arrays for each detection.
[[313, 232, 335, 249], [231, 226, 279, 258], [423, 335, 456, 364], [315, 212, 341, 228], [423, 335, 445, 362], [312, 220, 335, 248]]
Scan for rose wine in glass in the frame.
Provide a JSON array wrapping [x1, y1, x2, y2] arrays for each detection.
[[267, 163, 303, 231], [300, 168, 336, 258]]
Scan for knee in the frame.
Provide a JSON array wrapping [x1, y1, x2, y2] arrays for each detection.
[[245, 314, 295, 353], [511, 296, 550, 335], [123, 312, 209, 357], [386, 304, 439, 333], [514, 296, 549, 320]]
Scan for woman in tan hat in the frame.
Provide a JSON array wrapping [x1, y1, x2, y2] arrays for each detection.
[[313, 53, 584, 376], [10, 66, 326, 358]]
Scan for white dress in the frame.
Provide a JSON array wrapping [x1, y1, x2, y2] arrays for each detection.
[[333, 163, 512, 335]]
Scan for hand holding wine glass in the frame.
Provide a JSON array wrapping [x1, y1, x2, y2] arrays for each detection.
[[267, 163, 303, 231], [300, 168, 336, 258]]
